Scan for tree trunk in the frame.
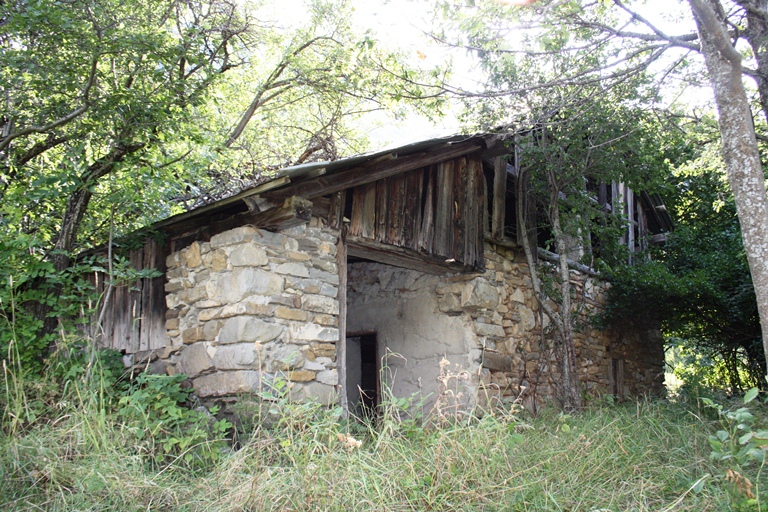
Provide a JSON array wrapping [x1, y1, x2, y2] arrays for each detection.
[[735, 0, 768, 126], [689, 0, 768, 375], [516, 163, 582, 411], [546, 168, 582, 411]]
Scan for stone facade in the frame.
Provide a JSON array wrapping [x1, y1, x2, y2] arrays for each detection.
[[159, 219, 341, 404], [154, 219, 664, 411], [345, 245, 664, 414]]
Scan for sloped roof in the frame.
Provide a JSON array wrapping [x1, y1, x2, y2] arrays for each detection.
[[152, 133, 503, 232]]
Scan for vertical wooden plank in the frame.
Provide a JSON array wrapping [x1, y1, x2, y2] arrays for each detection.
[[360, 183, 377, 239], [453, 157, 468, 262], [348, 187, 366, 237], [328, 191, 345, 230], [492, 156, 506, 240], [129, 248, 143, 353], [475, 157, 487, 268], [375, 179, 388, 243], [434, 160, 455, 258], [112, 281, 127, 352], [403, 168, 423, 250], [149, 240, 170, 350], [463, 156, 477, 264], [626, 186, 634, 258], [387, 174, 407, 246], [418, 165, 436, 253], [139, 239, 155, 352], [336, 229, 348, 417]]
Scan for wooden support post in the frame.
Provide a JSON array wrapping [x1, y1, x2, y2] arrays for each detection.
[[336, 228, 348, 417], [328, 191, 345, 231], [492, 156, 506, 240]]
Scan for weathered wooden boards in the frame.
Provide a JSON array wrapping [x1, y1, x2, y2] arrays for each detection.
[[90, 237, 168, 354], [347, 152, 485, 272]]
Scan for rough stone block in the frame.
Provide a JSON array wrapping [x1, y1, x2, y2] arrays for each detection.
[[287, 278, 322, 295], [186, 242, 202, 268], [198, 308, 221, 322], [292, 324, 339, 342], [275, 262, 310, 277], [269, 344, 305, 371], [509, 288, 525, 303], [285, 250, 312, 261], [518, 305, 536, 331], [178, 342, 212, 377], [230, 244, 268, 267], [461, 279, 500, 310], [288, 370, 316, 382], [299, 381, 338, 406], [311, 343, 336, 358], [313, 314, 337, 327], [303, 360, 327, 371], [476, 322, 505, 338], [212, 343, 258, 370], [316, 369, 338, 386], [202, 320, 222, 341], [218, 300, 272, 319], [210, 226, 259, 248], [182, 327, 204, 344], [274, 306, 310, 322], [302, 295, 339, 315], [218, 316, 283, 344], [319, 283, 338, 298], [309, 268, 340, 285], [214, 267, 283, 303], [203, 249, 229, 272], [165, 281, 184, 293], [193, 370, 262, 397]]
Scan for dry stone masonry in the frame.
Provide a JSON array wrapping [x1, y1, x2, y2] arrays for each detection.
[[160, 219, 341, 405], [153, 219, 663, 412]]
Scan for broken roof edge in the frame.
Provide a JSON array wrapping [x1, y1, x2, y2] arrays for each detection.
[[149, 132, 506, 233]]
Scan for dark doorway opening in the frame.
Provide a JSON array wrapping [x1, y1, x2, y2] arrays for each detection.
[[346, 332, 379, 417]]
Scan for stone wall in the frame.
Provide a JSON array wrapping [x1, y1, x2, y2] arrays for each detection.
[[344, 244, 664, 414], [159, 219, 341, 404], [346, 263, 486, 414], [153, 220, 663, 411]]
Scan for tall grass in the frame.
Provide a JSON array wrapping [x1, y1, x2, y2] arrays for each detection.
[[2, 372, 759, 512]]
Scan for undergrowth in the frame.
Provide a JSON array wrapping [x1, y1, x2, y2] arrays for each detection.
[[3, 352, 767, 512]]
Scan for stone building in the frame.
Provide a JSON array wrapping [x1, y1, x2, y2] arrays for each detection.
[[97, 135, 671, 414]]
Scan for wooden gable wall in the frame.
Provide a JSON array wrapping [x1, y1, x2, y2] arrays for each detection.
[[345, 152, 486, 273]]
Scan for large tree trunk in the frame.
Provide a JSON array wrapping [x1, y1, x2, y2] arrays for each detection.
[[735, 0, 768, 126], [689, 0, 768, 374]]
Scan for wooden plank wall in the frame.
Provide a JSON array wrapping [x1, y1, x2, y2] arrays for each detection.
[[347, 153, 485, 270], [90, 238, 169, 354]]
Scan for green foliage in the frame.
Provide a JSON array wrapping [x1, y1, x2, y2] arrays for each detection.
[[701, 388, 768, 508], [1, 395, 745, 510], [607, 135, 763, 391], [118, 373, 232, 470], [0, 233, 99, 372]]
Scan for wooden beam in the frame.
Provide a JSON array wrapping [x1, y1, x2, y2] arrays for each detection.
[[260, 139, 485, 209], [337, 229, 348, 417], [247, 195, 313, 231], [171, 195, 313, 242], [346, 234, 481, 276], [492, 156, 506, 240]]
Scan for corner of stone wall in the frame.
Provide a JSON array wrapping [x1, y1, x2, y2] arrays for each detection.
[[159, 219, 342, 406]]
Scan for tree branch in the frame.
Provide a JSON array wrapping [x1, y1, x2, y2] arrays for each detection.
[[0, 58, 98, 153]]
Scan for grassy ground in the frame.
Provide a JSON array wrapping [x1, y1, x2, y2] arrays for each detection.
[[2, 384, 763, 512]]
